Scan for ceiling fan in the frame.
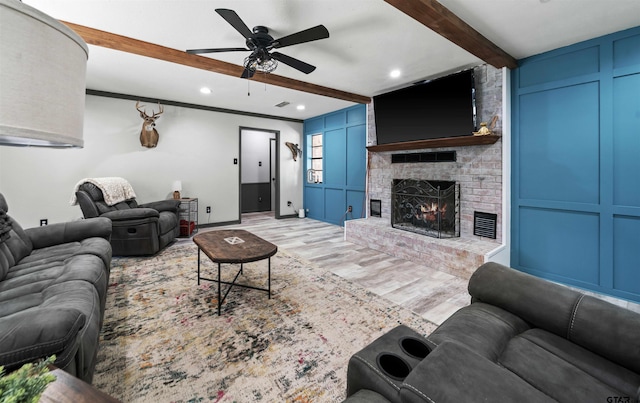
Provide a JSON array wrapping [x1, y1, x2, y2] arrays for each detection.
[[187, 9, 329, 79]]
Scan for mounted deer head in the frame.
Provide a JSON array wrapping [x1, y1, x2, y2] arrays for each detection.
[[136, 101, 163, 148]]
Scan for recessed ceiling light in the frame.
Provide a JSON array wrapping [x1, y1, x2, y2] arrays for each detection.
[[296, 105, 305, 111], [200, 87, 212, 94], [390, 69, 401, 78]]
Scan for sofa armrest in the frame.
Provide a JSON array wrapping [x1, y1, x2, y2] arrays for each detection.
[[0, 308, 85, 372], [139, 199, 180, 213], [26, 217, 112, 250], [101, 208, 159, 222]]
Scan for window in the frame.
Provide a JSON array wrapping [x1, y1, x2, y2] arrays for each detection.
[[309, 134, 323, 183]]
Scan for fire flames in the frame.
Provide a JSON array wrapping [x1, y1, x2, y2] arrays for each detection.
[[417, 202, 447, 222]]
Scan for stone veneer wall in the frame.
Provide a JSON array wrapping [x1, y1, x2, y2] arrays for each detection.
[[366, 64, 504, 242], [345, 64, 504, 278]]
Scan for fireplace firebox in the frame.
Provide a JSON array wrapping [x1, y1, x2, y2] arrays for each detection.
[[391, 179, 460, 238]]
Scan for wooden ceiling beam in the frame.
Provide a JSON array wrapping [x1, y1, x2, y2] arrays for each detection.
[[61, 21, 371, 104], [383, 0, 518, 69]]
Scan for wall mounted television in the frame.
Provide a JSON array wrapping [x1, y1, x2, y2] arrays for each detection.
[[373, 69, 476, 145]]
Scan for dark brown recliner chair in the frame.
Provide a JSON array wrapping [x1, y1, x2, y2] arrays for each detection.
[[75, 182, 180, 256]]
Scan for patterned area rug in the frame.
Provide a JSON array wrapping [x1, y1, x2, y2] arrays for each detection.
[[93, 241, 438, 402]]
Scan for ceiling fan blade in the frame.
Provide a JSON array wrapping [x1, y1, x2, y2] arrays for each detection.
[[186, 47, 249, 54], [215, 8, 253, 39], [271, 52, 316, 74], [272, 25, 329, 48]]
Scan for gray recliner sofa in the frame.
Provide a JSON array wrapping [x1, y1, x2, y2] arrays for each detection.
[[75, 182, 180, 256], [345, 262, 640, 403], [0, 193, 112, 383]]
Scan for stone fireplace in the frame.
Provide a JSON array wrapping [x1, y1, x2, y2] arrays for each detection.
[[391, 179, 459, 238], [344, 64, 504, 279]]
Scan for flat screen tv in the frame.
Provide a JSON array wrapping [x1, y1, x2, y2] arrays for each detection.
[[373, 70, 476, 145]]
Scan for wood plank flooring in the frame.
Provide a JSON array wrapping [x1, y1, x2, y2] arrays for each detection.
[[192, 212, 470, 325], [188, 211, 640, 322]]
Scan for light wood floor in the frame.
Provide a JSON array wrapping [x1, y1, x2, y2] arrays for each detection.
[[193, 212, 470, 325]]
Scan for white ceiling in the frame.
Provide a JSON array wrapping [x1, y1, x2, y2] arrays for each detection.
[[25, 0, 640, 120]]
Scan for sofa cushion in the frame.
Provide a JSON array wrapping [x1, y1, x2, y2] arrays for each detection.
[[80, 182, 104, 202], [469, 262, 582, 339], [2, 253, 107, 294], [399, 341, 554, 403], [427, 302, 530, 361], [499, 329, 640, 401], [0, 241, 110, 312], [19, 237, 112, 273], [0, 219, 33, 279]]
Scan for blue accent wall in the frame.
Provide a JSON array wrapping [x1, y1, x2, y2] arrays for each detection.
[[303, 105, 367, 225], [512, 26, 640, 302]]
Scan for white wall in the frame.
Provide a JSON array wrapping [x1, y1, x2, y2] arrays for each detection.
[[0, 94, 303, 228]]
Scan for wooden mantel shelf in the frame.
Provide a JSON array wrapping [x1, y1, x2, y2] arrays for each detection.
[[366, 135, 500, 152]]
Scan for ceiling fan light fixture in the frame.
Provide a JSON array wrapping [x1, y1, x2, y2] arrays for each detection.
[[244, 56, 278, 74]]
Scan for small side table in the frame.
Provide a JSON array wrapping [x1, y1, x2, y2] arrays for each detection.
[[179, 197, 198, 237]]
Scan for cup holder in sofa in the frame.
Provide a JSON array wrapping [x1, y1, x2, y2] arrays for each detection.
[[376, 353, 412, 381], [399, 337, 431, 359]]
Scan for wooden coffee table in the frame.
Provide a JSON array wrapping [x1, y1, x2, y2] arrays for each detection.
[[193, 229, 277, 315]]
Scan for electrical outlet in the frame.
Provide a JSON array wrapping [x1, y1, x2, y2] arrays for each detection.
[[40, 219, 48, 226], [287, 201, 292, 207], [206, 206, 211, 213], [348, 205, 353, 212]]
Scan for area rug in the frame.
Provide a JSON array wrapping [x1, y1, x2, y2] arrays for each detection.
[[93, 242, 438, 402]]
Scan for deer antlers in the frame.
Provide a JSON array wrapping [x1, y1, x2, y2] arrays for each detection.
[[135, 101, 163, 119]]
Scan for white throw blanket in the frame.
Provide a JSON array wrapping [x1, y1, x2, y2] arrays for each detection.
[[70, 177, 137, 206]]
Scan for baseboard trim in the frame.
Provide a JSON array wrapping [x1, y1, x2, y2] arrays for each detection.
[[198, 220, 240, 228]]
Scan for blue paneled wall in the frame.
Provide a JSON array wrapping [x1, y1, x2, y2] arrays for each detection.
[[512, 26, 640, 302], [303, 105, 367, 225]]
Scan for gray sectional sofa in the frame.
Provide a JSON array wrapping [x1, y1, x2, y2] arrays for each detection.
[[0, 193, 112, 383], [345, 262, 640, 402]]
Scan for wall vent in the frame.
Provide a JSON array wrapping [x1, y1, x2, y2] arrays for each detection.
[[474, 211, 497, 239], [370, 199, 382, 217], [391, 151, 456, 164]]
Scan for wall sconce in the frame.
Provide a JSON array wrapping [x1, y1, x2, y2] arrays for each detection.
[[0, 0, 88, 148], [172, 181, 182, 199]]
